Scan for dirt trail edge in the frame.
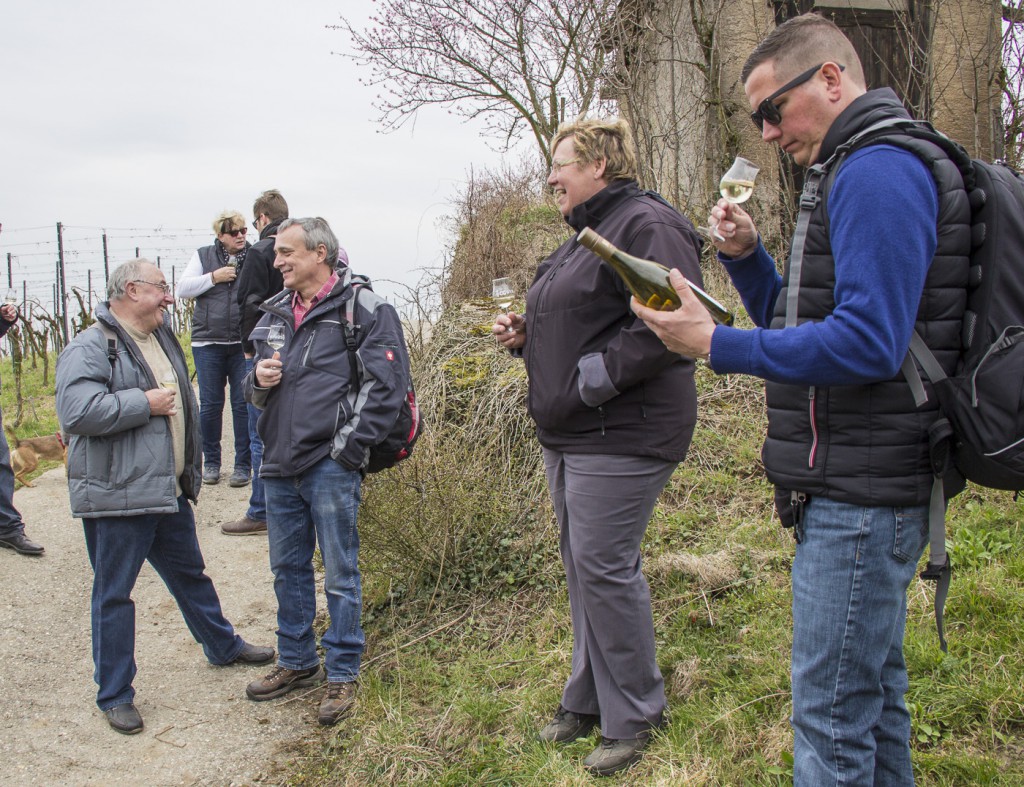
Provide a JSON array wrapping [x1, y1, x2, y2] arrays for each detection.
[[0, 432, 321, 787]]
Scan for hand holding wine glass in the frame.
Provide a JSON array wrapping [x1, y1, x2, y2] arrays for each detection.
[[712, 156, 759, 241], [492, 277, 517, 334], [257, 324, 286, 388], [1, 289, 19, 322], [266, 324, 286, 352]]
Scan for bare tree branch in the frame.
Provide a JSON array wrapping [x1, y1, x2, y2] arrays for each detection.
[[330, 0, 619, 163]]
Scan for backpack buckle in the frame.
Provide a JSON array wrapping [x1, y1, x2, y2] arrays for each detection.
[[920, 554, 949, 582]]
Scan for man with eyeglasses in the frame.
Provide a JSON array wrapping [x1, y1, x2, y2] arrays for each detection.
[[55, 259, 274, 735], [633, 13, 971, 786], [177, 210, 253, 489]]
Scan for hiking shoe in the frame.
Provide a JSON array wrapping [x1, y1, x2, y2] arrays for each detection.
[[104, 702, 144, 735], [221, 516, 267, 536], [202, 467, 221, 485], [228, 468, 251, 487], [537, 704, 600, 743], [246, 664, 324, 701], [582, 734, 651, 776], [318, 681, 357, 726]]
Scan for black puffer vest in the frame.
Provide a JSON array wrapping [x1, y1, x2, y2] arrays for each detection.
[[191, 243, 243, 343], [763, 90, 971, 505]]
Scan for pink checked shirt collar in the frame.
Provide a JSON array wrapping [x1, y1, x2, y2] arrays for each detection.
[[291, 271, 339, 329]]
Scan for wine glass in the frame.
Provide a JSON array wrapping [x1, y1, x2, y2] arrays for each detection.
[[4, 289, 17, 307], [492, 277, 516, 332], [159, 371, 178, 392], [713, 156, 760, 240], [266, 324, 286, 352]]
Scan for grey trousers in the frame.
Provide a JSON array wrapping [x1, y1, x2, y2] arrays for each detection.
[[543, 448, 677, 739]]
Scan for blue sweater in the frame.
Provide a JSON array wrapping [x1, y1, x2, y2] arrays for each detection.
[[709, 145, 938, 385]]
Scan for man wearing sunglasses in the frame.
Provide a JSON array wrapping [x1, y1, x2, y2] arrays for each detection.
[[178, 210, 253, 489], [634, 13, 970, 786]]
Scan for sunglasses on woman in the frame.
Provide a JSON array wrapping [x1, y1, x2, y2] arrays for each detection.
[[224, 228, 247, 237], [750, 63, 845, 131]]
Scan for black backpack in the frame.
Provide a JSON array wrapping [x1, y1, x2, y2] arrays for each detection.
[[342, 274, 422, 473], [794, 118, 1024, 651]]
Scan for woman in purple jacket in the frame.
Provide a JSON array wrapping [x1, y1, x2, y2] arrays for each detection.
[[492, 117, 703, 776]]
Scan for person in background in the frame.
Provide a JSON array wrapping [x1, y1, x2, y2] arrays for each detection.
[[55, 259, 274, 736], [491, 117, 703, 777], [633, 14, 970, 785], [243, 217, 406, 728], [177, 210, 252, 488], [223, 190, 288, 536], [0, 300, 44, 557]]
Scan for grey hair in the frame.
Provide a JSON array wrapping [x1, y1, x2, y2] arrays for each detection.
[[278, 217, 340, 268], [107, 259, 154, 300]]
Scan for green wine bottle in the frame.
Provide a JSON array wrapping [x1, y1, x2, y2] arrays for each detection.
[[577, 227, 734, 326]]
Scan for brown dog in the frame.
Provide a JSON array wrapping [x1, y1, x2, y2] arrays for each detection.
[[7, 427, 67, 487]]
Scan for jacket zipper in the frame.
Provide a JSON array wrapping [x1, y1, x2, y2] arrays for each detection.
[[807, 386, 818, 468]]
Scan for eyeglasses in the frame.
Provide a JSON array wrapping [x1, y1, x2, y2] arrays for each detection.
[[550, 157, 581, 175], [749, 63, 845, 131], [224, 228, 247, 237], [132, 280, 172, 295]]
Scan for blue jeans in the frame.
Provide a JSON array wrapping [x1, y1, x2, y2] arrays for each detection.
[[791, 497, 928, 786], [0, 408, 25, 538], [263, 456, 363, 682], [244, 359, 266, 521], [83, 497, 244, 710], [192, 343, 250, 472]]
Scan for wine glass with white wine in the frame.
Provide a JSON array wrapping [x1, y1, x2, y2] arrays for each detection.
[[266, 324, 286, 352], [713, 156, 760, 241], [492, 277, 515, 332], [4, 289, 18, 308]]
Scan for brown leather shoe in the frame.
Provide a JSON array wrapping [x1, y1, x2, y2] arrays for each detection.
[[246, 664, 324, 701], [318, 681, 357, 726], [221, 516, 267, 536]]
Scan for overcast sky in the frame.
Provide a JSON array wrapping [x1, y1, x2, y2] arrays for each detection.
[[0, 0, 523, 310]]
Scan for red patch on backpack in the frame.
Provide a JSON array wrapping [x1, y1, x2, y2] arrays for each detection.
[[386, 350, 395, 361]]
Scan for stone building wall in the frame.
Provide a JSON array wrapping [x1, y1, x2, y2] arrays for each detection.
[[614, 0, 1000, 234]]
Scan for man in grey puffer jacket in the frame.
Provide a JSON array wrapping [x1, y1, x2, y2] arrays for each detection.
[[55, 259, 274, 736]]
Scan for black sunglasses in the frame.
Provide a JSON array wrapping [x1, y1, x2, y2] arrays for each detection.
[[225, 228, 247, 237], [750, 63, 845, 131]]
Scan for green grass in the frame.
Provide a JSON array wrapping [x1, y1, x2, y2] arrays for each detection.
[[6, 322, 1021, 785], [289, 362, 1024, 785]]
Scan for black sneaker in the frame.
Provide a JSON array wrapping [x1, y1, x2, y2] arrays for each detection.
[[202, 467, 221, 485], [537, 704, 600, 743], [246, 664, 324, 701]]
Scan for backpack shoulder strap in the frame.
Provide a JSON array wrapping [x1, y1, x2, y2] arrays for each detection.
[[94, 321, 118, 368]]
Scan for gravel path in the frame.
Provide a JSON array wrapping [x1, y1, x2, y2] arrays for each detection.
[[0, 423, 320, 786]]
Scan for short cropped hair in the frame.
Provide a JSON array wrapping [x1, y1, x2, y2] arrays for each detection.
[[108, 259, 153, 300], [741, 13, 865, 88], [212, 210, 247, 235], [550, 117, 638, 182], [253, 190, 288, 223], [277, 217, 340, 269]]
